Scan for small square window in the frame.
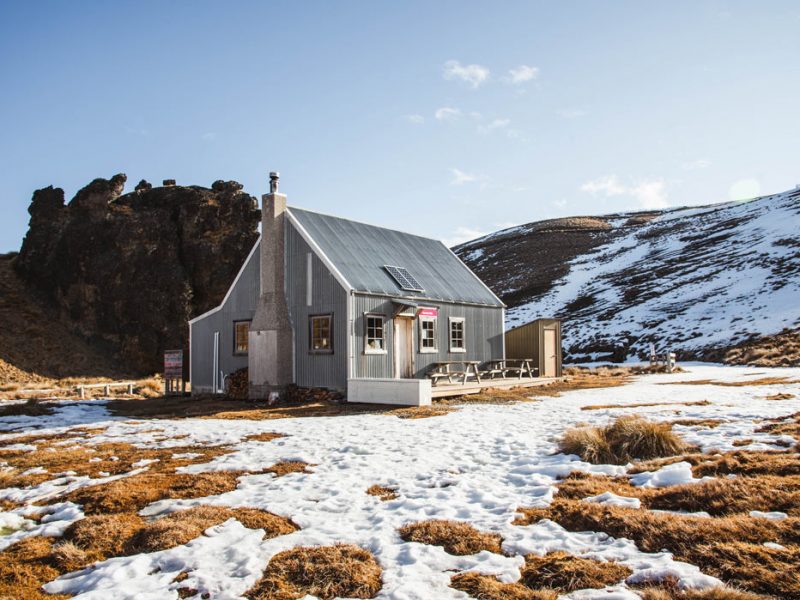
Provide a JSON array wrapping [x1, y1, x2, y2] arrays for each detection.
[[449, 318, 465, 353], [419, 317, 437, 353], [310, 314, 333, 354], [365, 314, 386, 353], [233, 320, 250, 355]]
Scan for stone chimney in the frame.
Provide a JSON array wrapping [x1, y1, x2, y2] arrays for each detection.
[[248, 171, 294, 399]]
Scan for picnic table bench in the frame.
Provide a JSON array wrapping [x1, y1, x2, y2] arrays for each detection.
[[481, 358, 536, 380], [427, 360, 482, 385]]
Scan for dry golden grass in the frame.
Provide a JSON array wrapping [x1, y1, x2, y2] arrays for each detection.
[[265, 461, 312, 477], [128, 505, 298, 553], [515, 498, 800, 597], [64, 512, 146, 556], [49, 541, 90, 572], [450, 572, 557, 600], [0, 536, 70, 600], [445, 387, 542, 405], [532, 367, 632, 398], [398, 519, 504, 555], [366, 484, 398, 501], [557, 470, 800, 517], [519, 551, 632, 592], [245, 544, 382, 600], [633, 578, 770, 600], [660, 377, 798, 387], [390, 405, 455, 419], [244, 432, 287, 442], [0, 398, 54, 417], [756, 412, 800, 443], [630, 449, 800, 478], [66, 470, 246, 514], [670, 418, 723, 428], [581, 399, 711, 411], [0, 436, 231, 489], [559, 415, 688, 464], [766, 392, 795, 401]]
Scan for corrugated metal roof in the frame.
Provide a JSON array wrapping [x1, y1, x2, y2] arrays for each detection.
[[288, 207, 504, 307]]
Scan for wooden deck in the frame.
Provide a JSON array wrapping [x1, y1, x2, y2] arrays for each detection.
[[430, 376, 565, 399]]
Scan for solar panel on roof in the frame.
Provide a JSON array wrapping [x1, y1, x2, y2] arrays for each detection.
[[384, 265, 424, 292]]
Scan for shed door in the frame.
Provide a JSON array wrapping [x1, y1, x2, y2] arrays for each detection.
[[393, 317, 414, 378], [544, 328, 557, 377]]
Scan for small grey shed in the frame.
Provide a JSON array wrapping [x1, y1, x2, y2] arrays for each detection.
[[504, 318, 562, 378], [189, 173, 506, 404]]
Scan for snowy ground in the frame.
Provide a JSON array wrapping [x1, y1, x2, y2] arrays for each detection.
[[1, 364, 799, 599]]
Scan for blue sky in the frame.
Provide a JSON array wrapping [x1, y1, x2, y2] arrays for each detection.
[[1, 1, 799, 251]]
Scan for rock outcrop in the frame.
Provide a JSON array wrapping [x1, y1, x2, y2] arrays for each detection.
[[14, 175, 260, 374]]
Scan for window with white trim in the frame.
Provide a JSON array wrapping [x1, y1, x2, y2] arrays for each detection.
[[449, 317, 465, 352], [309, 314, 333, 354], [365, 314, 386, 353], [419, 316, 437, 353]]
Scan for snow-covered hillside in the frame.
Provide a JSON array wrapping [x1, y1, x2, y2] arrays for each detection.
[[458, 186, 800, 362]]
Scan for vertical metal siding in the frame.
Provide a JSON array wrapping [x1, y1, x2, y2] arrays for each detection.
[[190, 244, 261, 393], [285, 223, 349, 389], [351, 293, 504, 379]]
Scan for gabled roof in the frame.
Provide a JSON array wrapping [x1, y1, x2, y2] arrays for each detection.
[[287, 207, 504, 307]]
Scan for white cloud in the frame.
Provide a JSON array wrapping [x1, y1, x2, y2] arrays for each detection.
[[443, 60, 490, 88], [435, 107, 462, 121], [450, 168, 479, 186], [443, 226, 488, 247], [580, 175, 626, 196], [506, 64, 539, 84], [581, 175, 669, 209], [403, 114, 425, 125], [477, 118, 510, 134], [729, 178, 761, 201], [557, 108, 587, 119], [682, 158, 711, 170]]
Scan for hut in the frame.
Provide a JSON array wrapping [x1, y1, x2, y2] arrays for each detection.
[[504, 318, 562, 377]]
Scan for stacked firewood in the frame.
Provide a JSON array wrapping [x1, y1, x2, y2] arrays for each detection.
[[224, 369, 343, 403], [225, 368, 249, 399]]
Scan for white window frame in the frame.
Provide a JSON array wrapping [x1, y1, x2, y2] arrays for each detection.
[[419, 316, 437, 354], [449, 317, 466, 353], [364, 313, 387, 354]]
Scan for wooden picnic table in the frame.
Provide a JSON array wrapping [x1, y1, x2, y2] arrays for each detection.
[[427, 360, 482, 385], [482, 358, 536, 380]]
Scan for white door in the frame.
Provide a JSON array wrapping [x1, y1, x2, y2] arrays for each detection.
[[212, 331, 220, 392], [394, 318, 414, 378], [544, 328, 557, 377]]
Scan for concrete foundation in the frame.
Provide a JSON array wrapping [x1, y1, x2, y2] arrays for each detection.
[[347, 378, 432, 406]]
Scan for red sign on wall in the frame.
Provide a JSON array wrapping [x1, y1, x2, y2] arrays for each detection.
[[418, 307, 438, 318]]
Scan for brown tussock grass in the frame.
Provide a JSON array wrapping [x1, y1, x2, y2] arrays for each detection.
[[366, 484, 398, 501], [519, 551, 632, 592], [66, 470, 246, 514], [670, 418, 724, 428], [514, 498, 800, 597], [660, 377, 798, 387], [0, 399, 54, 417], [732, 438, 754, 447], [558, 468, 800, 516], [391, 405, 455, 419], [559, 415, 687, 464], [265, 461, 312, 477], [450, 572, 557, 600], [633, 577, 770, 599], [756, 412, 800, 443], [532, 366, 632, 398], [766, 392, 795, 401], [127, 505, 298, 553], [398, 519, 504, 555], [581, 399, 711, 411], [245, 544, 382, 600], [630, 449, 800, 478], [445, 387, 542, 405], [64, 512, 146, 556], [0, 436, 231, 489], [244, 432, 287, 442], [0, 536, 71, 600]]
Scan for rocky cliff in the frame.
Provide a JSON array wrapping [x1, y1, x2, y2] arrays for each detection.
[[457, 187, 800, 365], [13, 175, 260, 374]]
